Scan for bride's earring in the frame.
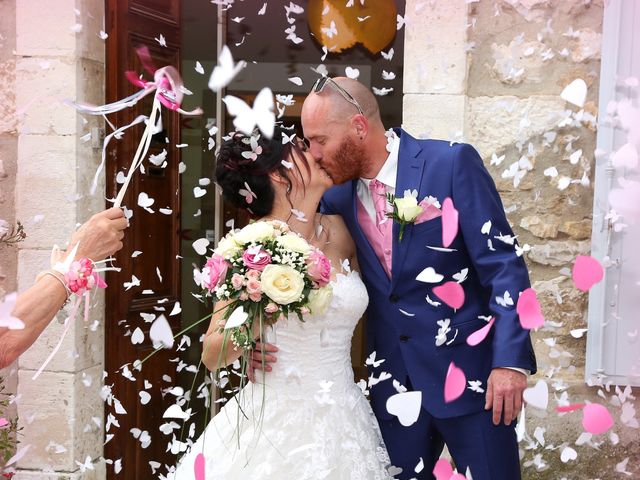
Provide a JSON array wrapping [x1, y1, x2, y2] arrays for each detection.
[[286, 185, 291, 193]]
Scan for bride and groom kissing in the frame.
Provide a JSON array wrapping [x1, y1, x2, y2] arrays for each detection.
[[171, 77, 537, 480]]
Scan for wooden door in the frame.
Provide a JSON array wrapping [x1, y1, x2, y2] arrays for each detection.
[[104, 1, 183, 478]]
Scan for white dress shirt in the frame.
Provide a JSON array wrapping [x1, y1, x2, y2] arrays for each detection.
[[356, 131, 528, 377]]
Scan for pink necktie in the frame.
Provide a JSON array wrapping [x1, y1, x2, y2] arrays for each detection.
[[369, 179, 391, 237]]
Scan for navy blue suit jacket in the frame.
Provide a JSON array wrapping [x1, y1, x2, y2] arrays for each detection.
[[321, 129, 537, 420]]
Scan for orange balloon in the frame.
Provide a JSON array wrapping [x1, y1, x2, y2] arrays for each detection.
[[307, 0, 398, 54]]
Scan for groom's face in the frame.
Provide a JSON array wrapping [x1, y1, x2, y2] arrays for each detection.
[[301, 97, 364, 185]]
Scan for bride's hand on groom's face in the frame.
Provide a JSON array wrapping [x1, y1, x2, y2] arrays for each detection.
[[247, 342, 278, 382]]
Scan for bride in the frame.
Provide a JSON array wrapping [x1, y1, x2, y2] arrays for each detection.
[[170, 127, 395, 479]]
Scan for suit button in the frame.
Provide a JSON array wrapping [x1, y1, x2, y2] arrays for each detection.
[[389, 294, 399, 303], [399, 335, 409, 342]]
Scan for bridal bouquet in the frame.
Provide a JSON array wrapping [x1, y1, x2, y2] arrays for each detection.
[[194, 220, 333, 352]]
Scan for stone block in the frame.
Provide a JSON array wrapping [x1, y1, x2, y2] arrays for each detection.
[[15, 57, 76, 136], [16, 365, 104, 471], [74, 0, 106, 64], [13, 462, 105, 480], [16, 0, 76, 57], [520, 215, 559, 239], [527, 240, 590, 267], [15, 135, 77, 250], [559, 219, 592, 240], [0, 59, 17, 135], [465, 95, 566, 160], [403, 0, 468, 95], [403, 94, 466, 141]]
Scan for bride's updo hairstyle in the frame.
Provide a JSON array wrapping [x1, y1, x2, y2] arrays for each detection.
[[215, 126, 310, 217]]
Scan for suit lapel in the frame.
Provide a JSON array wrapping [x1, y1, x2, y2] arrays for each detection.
[[391, 131, 425, 291]]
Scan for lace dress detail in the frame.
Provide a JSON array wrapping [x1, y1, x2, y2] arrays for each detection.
[[171, 271, 394, 479]]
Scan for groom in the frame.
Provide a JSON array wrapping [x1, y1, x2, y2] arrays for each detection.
[[301, 77, 535, 480]]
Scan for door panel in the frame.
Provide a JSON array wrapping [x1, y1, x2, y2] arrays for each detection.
[[105, 1, 182, 478]]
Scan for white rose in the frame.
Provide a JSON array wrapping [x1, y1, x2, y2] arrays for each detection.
[[394, 194, 423, 222], [214, 234, 241, 258], [260, 264, 305, 305], [276, 233, 311, 255], [234, 221, 275, 245], [307, 286, 333, 316]]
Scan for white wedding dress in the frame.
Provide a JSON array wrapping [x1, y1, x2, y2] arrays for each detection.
[[171, 271, 395, 479]]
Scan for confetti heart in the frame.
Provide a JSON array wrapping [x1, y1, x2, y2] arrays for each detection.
[[194, 453, 205, 480], [193, 187, 207, 198], [572, 255, 604, 292], [516, 288, 545, 330], [582, 403, 614, 435], [0, 418, 9, 428], [441, 197, 459, 248], [433, 281, 465, 310], [466, 317, 495, 346], [560, 78, 587, 108], [444, 361, 466, 403], [224, 306, 249, 329], [560, 446, 578, 463], [137, 192, 154, 208], [139, 391, 151, 405], [131, 327, 144, 345], [115, 171, 126, 184], [345, 66, 360, 79], [163, 403, 190, 420], [523, 379, 549, 410], [385, 391, 422, 427], [149, 314, 174, 349], [611, 143, 638, 169], [416, 267, 444, 283], [192, 238, 210, 256], [433, 458, 454, 480]]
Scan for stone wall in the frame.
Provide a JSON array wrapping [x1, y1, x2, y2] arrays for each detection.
[[404, 0, 638, 478], [1, 0, 107, 478]]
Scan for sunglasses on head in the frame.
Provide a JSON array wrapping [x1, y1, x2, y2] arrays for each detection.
[[312, 76, 364, 116]]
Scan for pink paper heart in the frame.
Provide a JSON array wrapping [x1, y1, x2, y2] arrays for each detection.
[[415, 201, 442, 224], [451, 475, 467, 480], [466, 317, 495, 346], [516, 288, 545, 330], [572, 255, 604, 292], [582, 403, 614, 435], [444, 361, 466, 403], [441, 197, 459, 248], [0, 417, 9, 428], [194, 453, 205, 480], [433, 281, 465, 310], [432, 458, 454, 480]]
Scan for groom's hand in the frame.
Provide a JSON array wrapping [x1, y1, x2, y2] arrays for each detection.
[[484, 368, 527, 426], [247, 342, 278, 382]]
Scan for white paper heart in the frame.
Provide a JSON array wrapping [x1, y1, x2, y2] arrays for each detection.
[[163, 403, 190, 420], [523, 379, 549, 410], [560, 446, 577, 463], [224, 306, 249, 329], [192, 238, 210, 256], [131, 327, 144, 345], [416, 267, 444, 283], [137, 192, 155, 208], [345, 66, 360, 79], [560, 78, 587, 108], [115, 171, 126, 184], [193, 187, 207, 198], [385, 391, 422, 427], [480, 220, 492, 235], [149, 314, 174, 349], [139, 391, 151, 405], [611, 143, 638, 169]]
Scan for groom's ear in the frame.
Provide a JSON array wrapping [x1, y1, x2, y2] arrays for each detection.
[[351, 114, 369, 139]]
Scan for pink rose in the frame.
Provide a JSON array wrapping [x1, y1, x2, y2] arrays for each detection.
[[246, 269, 261, 281], [242, 248, 272, 271], [231, 273, 245, 290], [65, 258, 95, 293], [202, 254, 229, 291], [239, 291, 249, 301], [307, 250, 331, 287], [265, 302, 278, 314], [246, 279, 262, 302]]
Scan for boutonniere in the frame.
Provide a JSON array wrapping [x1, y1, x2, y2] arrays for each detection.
[[386, 190, 442, 241]]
